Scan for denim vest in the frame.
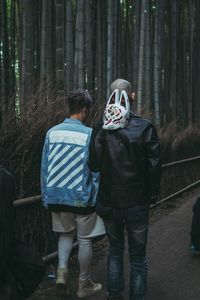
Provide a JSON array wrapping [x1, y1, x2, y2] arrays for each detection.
[[41, 118, 99, 208]]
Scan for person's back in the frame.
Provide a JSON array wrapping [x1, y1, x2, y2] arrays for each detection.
[[41, 115, 97, 209], [90, 79, 161, 300], [94, 112, 160, 208], [41, 90, 105, 298]]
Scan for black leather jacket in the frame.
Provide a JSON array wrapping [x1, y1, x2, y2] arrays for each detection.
[[89, 112, 161, 208]]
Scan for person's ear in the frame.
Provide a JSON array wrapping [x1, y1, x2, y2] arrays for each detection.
[[82, 106, 88, 116], [82, 106, 89, 119], [128, 92, 135, 102], [131, 92, 136, 101]]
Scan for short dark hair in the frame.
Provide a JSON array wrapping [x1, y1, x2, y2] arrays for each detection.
[[68, 90, 93, 115]]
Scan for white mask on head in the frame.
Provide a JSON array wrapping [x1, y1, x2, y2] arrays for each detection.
[[103, 89, 130, 130]]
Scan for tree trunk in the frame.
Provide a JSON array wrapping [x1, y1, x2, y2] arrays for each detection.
[[120, 0, 126, 78], [153, 0, 166, 126], [34, 0, 40, 87], [16, 0, 22, 105], [46, 0, 54, 95], [192, 0, 200, 124], [176, 1, 184, 129], [144, 0, 151, 113], [74, 0, 85, 90], [125, 0, 131, 80], [40, 0, 48, 85], [0, 2, 2, 123], [96, 0, 103, 104], [162, 2, 170, 123], [10, 0, 16, 104], [188, 0, 194, 125], [133, 0, 141, 92], [85, 0, 92, 91], [169, 0, 177, 122], [66, 0, 74, 93], [112, 0, 117, 80], [102, 1, 107, 101], [55, 0, 64, 99], [159, 0, 167, 126], [116, 1, 122, 77], [21, 0, 34, 106], [1, 0, 10, 123], [107, 0, 114, 96], [137, 0, 146, 113]]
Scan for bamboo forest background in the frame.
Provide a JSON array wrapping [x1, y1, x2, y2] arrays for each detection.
[[1, 0, 200, 198], [1, 0, 200, 127]]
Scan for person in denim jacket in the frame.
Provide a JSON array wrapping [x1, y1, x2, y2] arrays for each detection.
[[41, 90, 105, 297]]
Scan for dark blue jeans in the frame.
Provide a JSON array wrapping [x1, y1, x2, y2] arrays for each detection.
[[104, 205, 149, 300]]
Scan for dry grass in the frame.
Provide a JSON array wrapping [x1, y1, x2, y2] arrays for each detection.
[[159, 122, 200, 162], [1, 92, 67, 198]]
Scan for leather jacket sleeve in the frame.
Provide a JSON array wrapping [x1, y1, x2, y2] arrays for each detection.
[[144, 123, 162, 203], [88, 121, 103, 172], [88, 131, 98, 172]]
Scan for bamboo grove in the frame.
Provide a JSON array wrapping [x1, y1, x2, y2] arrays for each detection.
[[1, 0, 200, 128]]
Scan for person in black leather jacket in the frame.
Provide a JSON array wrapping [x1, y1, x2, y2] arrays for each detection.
[[89, 79, 161, 300]]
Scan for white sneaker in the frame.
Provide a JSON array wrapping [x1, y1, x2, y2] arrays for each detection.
[[56, 267, 67, 286], [56, 267, 70, 296], [77, 278, 102, 298]]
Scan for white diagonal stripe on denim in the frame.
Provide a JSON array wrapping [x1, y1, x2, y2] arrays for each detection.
[[47, 147, 81, 182], [49, 144, 53, 150], [77, 186, 82, 191], [48, 145, 71, 172], [48, 144, 62, 161], [57, 164, 84, 188], [47, 151, 85, 187], [68, 174, 83, 189]]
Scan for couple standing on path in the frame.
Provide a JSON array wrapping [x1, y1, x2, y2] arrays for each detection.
[[41, 79, 161, 300]]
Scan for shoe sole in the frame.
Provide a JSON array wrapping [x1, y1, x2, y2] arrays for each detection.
[[77, 287, 102, 298]]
